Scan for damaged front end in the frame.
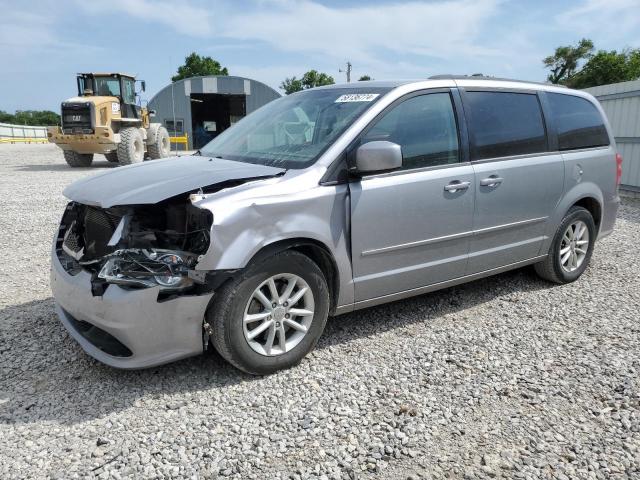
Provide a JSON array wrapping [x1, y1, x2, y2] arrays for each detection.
[[57, 198, 213, 296]]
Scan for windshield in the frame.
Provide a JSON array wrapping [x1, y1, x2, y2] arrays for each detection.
[[199, 87, 391, 169]]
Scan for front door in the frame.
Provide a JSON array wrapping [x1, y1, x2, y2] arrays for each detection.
[[461, 90, 565, 273], [350, 91, 475, 302]]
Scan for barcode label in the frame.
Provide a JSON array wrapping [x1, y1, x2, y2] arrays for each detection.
[[335, 93, 380, 103]]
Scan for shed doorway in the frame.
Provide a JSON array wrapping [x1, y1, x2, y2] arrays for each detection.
[[190, 93, 246, 149]]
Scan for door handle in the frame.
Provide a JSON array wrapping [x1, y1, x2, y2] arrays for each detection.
[[444, 180, 471, 192], [480, 176, 503, 187]]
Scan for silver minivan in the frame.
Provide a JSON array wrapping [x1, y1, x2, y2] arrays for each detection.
[[51, 76, 621, 374]]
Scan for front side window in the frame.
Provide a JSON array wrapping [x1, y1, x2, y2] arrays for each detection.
[[361, 92, 460, 170], [466, 91, 547, 160], [547, 93, 610, 150], [200, 88, 390, 169]]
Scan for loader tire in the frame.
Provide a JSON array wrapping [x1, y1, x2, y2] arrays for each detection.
[[104, 151, 119, 163], [117, 127, 145, 165], [147, 125, 171, 160], [63, 151, 93, 167]]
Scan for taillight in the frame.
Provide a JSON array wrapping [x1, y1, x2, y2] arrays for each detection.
[[616, 153, 623, 185]]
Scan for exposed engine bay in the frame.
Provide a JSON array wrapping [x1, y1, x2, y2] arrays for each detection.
[[56, 199, 213, 295]]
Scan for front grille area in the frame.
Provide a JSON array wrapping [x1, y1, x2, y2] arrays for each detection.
[[56, 204, 82, 275], [83, 206, 121, 259], [56, 202, 122, 272], [61, 103, 93, 134]]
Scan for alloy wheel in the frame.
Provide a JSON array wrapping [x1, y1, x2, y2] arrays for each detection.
[[243, 274, 315, 356], [559, 220, 589, 272]]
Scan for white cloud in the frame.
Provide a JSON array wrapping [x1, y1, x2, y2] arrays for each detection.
[[76, 0, 213, 37], [556, 0, 640, 45], [221, 0, 503, 63], [0, 8, 104, 74]]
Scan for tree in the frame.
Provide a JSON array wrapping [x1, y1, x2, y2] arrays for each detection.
[[358, 75, 372, 81], [543, 38, 594, 85], [569, 49, 640, 89], [280, 77, 304, 94], [172, 52, 229, 82], [0, 110, 60, 125], [301, 70, 334, 89], [0, 110, 13, 123], [280, 70, 335, 94]]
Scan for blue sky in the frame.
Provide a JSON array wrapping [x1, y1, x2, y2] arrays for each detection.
[[1, 0, 639, 112]]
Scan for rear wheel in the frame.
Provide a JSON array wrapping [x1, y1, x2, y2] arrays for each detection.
[[208, 251, 330, 375], [534, 206, 596, 284], [147, 125, 171, 159], [63, 151, 93, 167], [117, 127, 144, 165], [104, 151, 119, 163]]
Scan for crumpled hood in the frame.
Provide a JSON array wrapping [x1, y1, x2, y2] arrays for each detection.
[[63, 155, 285, 208]]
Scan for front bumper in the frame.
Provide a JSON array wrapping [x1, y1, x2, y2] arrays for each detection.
[[47, 126, 119, 154], [50, 248, 214, 369]]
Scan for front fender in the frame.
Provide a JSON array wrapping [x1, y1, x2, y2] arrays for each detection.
[[193, 182, 355, 308]]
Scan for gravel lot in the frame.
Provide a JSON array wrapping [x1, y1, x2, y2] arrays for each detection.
[[0, 143, 639, 479]]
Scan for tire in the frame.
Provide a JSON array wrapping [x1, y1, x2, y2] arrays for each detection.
[[63, 151, 93, 167], [104, 151, 119, 163], [146, 125, 171, 160], [208, 250, 330, 375], [117, 127, 145, 165], [534, 206, 596, 284]]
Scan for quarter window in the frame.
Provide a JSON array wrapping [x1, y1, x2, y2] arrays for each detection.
[[547, 93, 610, 150], [465, 91, 547, 160], [361, 92, 460, 170]]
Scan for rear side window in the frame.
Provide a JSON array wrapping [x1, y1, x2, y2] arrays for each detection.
[[547, 93, 610, 150], [465, 91, 547, 160]]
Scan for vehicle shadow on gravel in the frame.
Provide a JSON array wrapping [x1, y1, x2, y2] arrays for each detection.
[[0, 267, 554, 426], [14, 161, 117, 172]]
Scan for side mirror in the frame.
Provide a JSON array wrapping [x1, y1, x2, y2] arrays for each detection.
[[148, 109, 157, 117], [141, 80, 146, 92], [354, 141, 402, 174]]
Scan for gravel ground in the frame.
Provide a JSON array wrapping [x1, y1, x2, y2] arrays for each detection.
[[0, 143, 639, 480]]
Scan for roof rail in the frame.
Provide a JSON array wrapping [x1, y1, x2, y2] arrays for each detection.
[[428, 74, 566, 88]]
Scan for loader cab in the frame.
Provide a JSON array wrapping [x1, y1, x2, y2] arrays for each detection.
[[77, 73, 144, 120]]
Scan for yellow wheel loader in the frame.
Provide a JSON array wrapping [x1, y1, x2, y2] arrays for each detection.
[[48, 73, 171, 167]]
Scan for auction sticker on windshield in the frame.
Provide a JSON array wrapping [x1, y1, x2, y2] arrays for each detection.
[[335, 93, 380, 103]]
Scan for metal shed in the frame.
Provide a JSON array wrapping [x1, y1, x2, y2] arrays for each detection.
[[584, 79, 640, 192], [148, 76, 281, 150]]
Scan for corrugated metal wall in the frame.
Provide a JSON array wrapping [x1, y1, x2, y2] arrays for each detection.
[[148, 76, 281, 149], [584, 79, 640, 191]]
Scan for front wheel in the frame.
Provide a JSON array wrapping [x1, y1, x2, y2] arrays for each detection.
[[208, 251, 330, 375], [117, 127, 145, 165], [147, 125, 171, 159], [534, 206, 596, 284]]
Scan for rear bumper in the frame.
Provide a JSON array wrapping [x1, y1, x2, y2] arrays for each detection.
[[598, 193, 620, 240], [50, 247, 214, 369]]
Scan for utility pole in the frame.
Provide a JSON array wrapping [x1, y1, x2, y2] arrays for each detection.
[[339, 62, 352, 83]]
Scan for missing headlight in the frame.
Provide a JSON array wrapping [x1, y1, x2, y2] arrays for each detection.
[[57, 200, 214, 293], [97, 249, 195, 291]]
